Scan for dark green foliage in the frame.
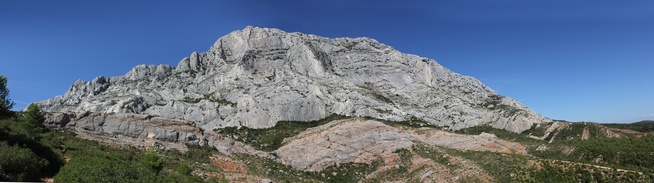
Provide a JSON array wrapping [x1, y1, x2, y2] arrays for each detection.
[[0, 112, 208, 182], [219, 176, 229, 183], [604, 120, 654, 133], [54, 152, 154, 183], [18, 103, 47, 134], [0, 119, 64, 181], [215, 114, 350, 151], [141, 149, 163, 173], [0, 75, 14, 119], [480, 94, 523, 117], [183, 94, 237, 107], [444, 147, 652, 182], [553, 122, 602, 141], [0, 144, 48, 181], [531, 137, 654, 173], [176, 163, 193, 176], [394, 148, 413, 168], [412, 143, 450, 165], [448, 123, 654, 182], [236, 153, 381, 183], [378, 116, 443, 129], [454, 125, 541, 144], [357, 82, 394, 104], [446, 149, 530, 182], [182, 97, 203, 103], [213, 98, 237, 107], [183, 144, 220, 162], [521, 123, 549, 137], [54, 135, 207, 182]]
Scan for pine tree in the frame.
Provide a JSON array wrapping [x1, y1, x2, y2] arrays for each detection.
[[0, 75, 15, 118]]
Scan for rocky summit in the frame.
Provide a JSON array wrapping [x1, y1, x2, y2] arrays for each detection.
[[37, 26, 549, 133]]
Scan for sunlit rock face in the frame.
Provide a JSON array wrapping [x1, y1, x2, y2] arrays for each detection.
[[37, 26, 549, 133]]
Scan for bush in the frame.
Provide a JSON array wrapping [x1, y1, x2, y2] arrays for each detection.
[[54, 153, 155, 182], [141, 150, 163, 173], [176, 163, 193, 176], [0, 144, 48, 181]]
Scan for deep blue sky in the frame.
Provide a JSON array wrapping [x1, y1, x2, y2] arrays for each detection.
[[1, 0, 653, 123]]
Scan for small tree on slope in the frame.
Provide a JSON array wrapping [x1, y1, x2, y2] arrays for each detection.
[[0, 75, 15, 118]]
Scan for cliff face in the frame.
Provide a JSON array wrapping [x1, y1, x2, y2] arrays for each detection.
[[37, 26, 549, 133]]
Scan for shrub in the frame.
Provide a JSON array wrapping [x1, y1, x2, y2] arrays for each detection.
[[0, 144, 48, 181], [141, 150, 163, 173]]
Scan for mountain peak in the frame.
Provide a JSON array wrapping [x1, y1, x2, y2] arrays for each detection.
[[37, 27, 550, 133]]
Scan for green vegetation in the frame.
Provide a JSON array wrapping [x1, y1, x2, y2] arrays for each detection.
[[531, 137, 654, 173], [19, 103, 47, 134], [521, 122, 549, 137], [0, 107, 63, 181], [553, 122, 604, 141], [182, 96, 203, 104], [377, 116, 443, 129], [357, 82, 394, 104], [0, 144, 48, 181], [454, 125, 541, 144], [604, 120, 654, 133], [236, 153, 381, 183], [445, 145, 652, 182], [215, 98, 236, 107], [454, 121, 654, 181], [182, 94, 237, 107], [215, 114, 350, 151], [141, 149, 164, 173], [0, 75, 14, 118], [0, 99, 210, 182], [1, 73, 653, 182], [480, 94, 523, 117]]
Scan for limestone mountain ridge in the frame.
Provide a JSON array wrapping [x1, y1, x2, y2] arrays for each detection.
[[37, 26, 550, 133]]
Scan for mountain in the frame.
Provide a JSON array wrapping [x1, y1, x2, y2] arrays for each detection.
[[20, 27, 654, 182], [37, 26, 549, 133]]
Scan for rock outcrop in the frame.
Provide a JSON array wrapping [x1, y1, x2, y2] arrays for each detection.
[[274, 118, 526, 171], [37, 26, 549, 133], [44, 112, 264, 155]]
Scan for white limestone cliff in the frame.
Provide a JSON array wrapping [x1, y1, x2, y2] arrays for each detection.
[[37, 26, 550, 133]]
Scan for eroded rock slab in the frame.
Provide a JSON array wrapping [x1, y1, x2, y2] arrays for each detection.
[[45, 112, 265, 155], [274, 118, 527, 171]]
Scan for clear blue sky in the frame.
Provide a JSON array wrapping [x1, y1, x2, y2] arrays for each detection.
[[1, 0, 652, 123]]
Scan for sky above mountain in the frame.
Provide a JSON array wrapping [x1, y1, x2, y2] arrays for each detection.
[[1, 0, 652, 123]]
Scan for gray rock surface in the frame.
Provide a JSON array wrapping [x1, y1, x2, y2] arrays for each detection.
[[45, 112, 203, 144], [44, 112, 264, 155], [37, 26, 549, 133]]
